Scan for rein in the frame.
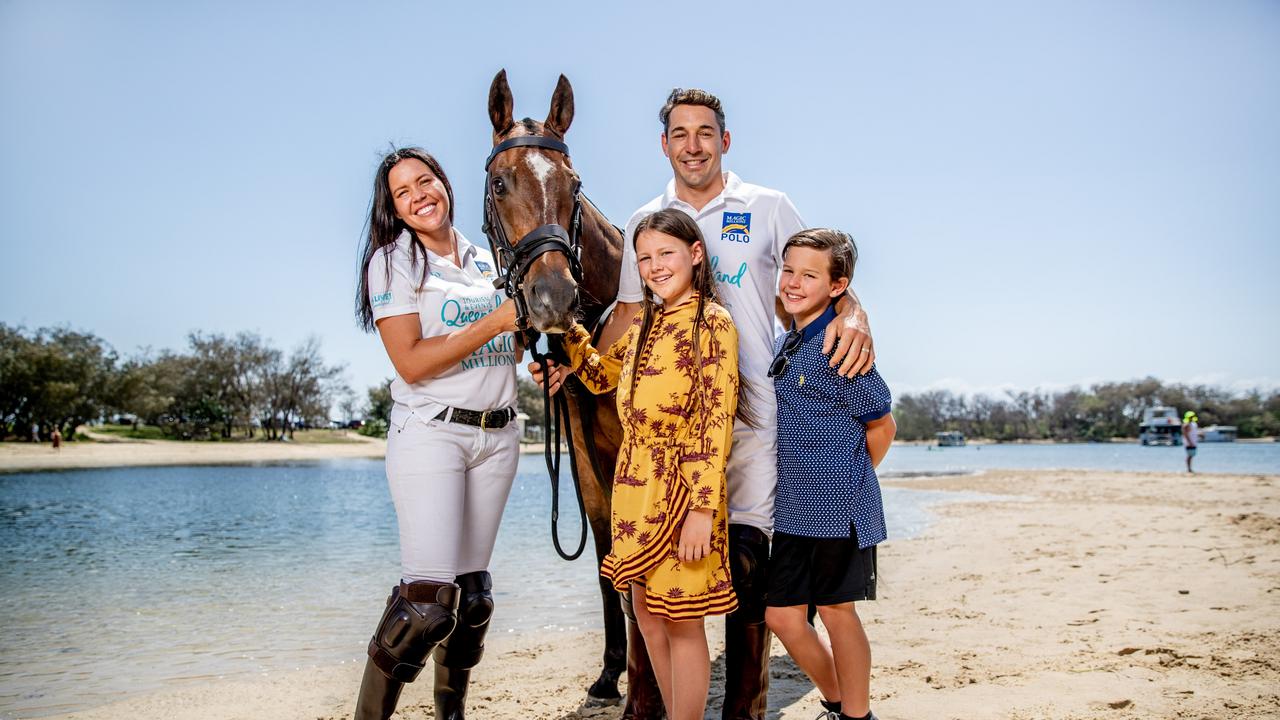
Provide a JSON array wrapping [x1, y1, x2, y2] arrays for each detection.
[[481, 133, 591, 562]]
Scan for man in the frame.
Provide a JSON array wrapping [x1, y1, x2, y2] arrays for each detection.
[[1182, 410, 1199, 473], [608, 88, 875, 719]]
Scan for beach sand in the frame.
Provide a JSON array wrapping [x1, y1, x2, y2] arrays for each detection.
[[38, 468, 1279, 719], [0, 432, 387, 473]]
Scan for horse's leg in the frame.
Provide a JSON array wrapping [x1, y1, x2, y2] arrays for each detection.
[[566, 389, 626, 703], [619, 588, 666, 720]]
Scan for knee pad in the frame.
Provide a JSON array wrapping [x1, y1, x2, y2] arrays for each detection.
[[368, 581, 459, 683], [433, 571, 493, 670], [729, 525, 769, 623], [455, 571, 494, 629]]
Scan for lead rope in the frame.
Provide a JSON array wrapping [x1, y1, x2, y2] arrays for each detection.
[[528, 330, 588, 561]]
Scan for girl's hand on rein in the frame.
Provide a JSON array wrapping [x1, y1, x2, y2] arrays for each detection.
[[527, 359, 569, 396], [678, 509, 713, 563]]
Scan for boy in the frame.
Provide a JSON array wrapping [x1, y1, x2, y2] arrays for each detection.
[[765, 228, 896, 720]]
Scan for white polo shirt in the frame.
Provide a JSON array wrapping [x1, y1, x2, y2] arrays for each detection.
[[618, 171, 806, 534], [367, 230, 517, 429]]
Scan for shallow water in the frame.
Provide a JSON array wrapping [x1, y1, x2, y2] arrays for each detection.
[[0, 442, 1275, 717]]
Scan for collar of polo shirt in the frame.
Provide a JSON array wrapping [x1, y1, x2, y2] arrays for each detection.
[[790, 302, 839, 343], [395, 230, 478, 271], [661, 171, 749, 212]]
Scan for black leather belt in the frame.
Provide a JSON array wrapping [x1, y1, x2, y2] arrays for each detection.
[[434, 407, 516, 430]]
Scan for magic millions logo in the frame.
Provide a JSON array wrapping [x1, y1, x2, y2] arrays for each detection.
[[721, 212, 751, 244]]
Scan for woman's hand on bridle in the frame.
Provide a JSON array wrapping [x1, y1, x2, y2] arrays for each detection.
[[487, 299, 520, 335]]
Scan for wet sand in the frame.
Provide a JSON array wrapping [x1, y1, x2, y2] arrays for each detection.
[[37, 468, 1280, 719]]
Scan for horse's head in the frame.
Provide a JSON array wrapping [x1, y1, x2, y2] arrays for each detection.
[[485, 69, 582, 333]]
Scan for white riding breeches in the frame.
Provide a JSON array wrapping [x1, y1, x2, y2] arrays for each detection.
[[384, 412, 519, 583]]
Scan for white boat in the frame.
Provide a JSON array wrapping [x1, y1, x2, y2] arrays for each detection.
[[935, 431, 966, 447], [1139, 406, 1182, 446], [1200, 425, 1237, 442]]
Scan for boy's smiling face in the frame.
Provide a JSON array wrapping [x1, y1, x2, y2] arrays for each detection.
[[779, 246, 850, 326]]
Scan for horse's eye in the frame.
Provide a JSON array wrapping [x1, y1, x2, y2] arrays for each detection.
[[491, 177, 506, 196]]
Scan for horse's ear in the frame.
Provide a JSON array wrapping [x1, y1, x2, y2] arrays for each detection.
[[545, 74, 574, 138], [489, 69, 514, 137]]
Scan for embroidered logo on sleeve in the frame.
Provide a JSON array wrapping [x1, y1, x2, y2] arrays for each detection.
[[721, 212, 751, 244], [371, 291, 393, 308]]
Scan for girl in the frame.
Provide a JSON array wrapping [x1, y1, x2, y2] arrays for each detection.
[[556, 208, 745, 720], [353, 147, 521, 720]]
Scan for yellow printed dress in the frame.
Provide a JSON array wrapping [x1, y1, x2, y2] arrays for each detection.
[[562, 295, 739, 621]]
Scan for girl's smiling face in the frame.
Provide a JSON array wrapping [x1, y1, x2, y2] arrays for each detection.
[[635, 228, 704, 307]]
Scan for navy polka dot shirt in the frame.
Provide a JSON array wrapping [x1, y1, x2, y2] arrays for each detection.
[[773, 304, 892, 546]]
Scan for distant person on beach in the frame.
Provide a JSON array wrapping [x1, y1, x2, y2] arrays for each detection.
[[549, 209, 744, 720], [538, 86, 875, 720], [353, 147, 522, 720], [1183, 411, 1199, 473], [30, 423, 39, 443], [50, 427, 62, 450], [765, 229, 895, 720]]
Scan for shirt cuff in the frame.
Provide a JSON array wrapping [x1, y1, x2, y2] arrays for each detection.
[[857, 406, 891, 424], [371, 305, 419, 321]]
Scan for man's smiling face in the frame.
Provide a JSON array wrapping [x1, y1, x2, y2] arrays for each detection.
[[661, 104, 730, 194]]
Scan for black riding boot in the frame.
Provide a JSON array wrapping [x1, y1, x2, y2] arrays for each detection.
[[432, 571, 494, 720], [619, 588, 666, 720], [722, 524, 771, 720], [355, 580, 460, 720]]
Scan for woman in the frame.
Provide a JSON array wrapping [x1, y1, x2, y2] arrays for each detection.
[[353, 147, 520, 720]]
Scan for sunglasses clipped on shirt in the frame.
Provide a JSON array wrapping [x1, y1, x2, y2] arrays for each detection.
[[768, 330, 803, 378]]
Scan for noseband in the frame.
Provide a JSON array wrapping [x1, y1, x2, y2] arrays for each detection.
[[481, 135, 584, 331]]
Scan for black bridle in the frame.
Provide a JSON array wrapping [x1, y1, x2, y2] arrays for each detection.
[[482, 135, 584, 332], [481, 134, 593, 562]]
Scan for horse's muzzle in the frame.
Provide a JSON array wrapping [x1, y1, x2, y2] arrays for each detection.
[[523, 280, 577, 334]]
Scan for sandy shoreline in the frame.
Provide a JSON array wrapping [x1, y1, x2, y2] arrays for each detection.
[[27, 467, 1277, 719], [0, 434, 388, 474], [0, 435, 591, 474]]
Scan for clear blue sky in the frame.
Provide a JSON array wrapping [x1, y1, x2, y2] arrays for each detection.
[[2, 1, 1277, 402]]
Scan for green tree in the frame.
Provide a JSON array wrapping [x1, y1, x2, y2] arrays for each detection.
[[358, 379, 393, 437], [516, 376, 546, 433], [0, 326, 117, 440], [261, 337, 344, 440]]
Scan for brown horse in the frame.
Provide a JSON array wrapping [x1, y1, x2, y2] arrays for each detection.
[[483, 70, 663, 718]]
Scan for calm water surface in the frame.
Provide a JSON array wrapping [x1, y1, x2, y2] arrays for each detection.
[[0, 443, 1276, 717]]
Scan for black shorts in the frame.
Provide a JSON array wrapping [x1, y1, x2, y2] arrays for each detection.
[[766, 525, 877, 607]]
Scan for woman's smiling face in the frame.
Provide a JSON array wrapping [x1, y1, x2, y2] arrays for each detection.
[[388, 158, 451, 240]]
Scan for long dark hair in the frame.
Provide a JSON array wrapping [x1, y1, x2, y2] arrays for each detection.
[[629, 208, 757, 427], [355, 147, 456, 332]]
